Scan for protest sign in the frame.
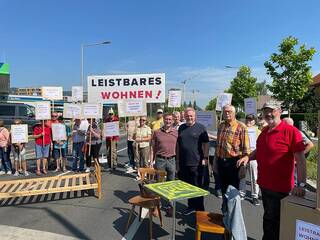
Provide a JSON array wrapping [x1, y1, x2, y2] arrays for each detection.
[[72, 86, 83, 102], [79, 119, 89, 131], [118, 100, 147, 117], [82, 103, 102, 119], [103, 121, 120, 137], [87, 73, 165, 103], [244, 97, 257, 116], [35, 101, 51, 120], [42, 87, 63, 100], [296, 220, 320, 240], [11, 124, 28, 143], [168, 90, 182, 108], [216, 93, 232, 111], [63, 103, 82, 119], [196, 111, 217, 131], [51, 123, 67, 141]]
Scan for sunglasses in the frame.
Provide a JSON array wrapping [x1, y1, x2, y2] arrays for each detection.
[[52, 115, 58, 118]]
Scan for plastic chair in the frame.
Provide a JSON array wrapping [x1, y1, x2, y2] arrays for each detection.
[[196, 211, 229, 240], [125, 168, 166, 240]]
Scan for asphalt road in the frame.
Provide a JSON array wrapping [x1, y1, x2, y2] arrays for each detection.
[[0, 136, 264, 240]]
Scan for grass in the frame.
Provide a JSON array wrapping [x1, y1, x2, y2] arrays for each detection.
[[306, 145, 318, 181]]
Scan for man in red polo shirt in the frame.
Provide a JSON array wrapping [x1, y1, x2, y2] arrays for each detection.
[[237, 101, 306, 240], [104, 108, 120, 170]]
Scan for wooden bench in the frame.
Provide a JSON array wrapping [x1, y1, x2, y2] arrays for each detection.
[[0, 159, 102, 200]]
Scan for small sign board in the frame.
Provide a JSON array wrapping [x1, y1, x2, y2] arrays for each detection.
[[168, 90, 182, 108], [51, 123, 67, 141], [11, 124, 29, 143], [72, 86, 83, 102], [63, 103, 82, 119], [35, 101, 51, 120], [216, 93, 232, 111], [82, 103, 102, 119], [244, 97, 257, 116], [103, 121, 120, 137], [296, 219, 320, 240], [118, 100, 147, 117], [42, 86, 63, 100], [196, 111, 217, 131]]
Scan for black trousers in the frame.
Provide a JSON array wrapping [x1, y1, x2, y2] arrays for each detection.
[[261, 188, 288, 240], [179, 165, 205, 211], [217, 157, 240, 194]]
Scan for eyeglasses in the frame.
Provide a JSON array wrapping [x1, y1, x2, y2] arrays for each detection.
[[140, 119, 146, 122], [52, 115, 58, 118]]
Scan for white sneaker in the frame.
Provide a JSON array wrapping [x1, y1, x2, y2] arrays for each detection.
[[0, 171, 5, 175], [24, 171, 29, 176], [85, 167, 90, 173], [14, 172, 19, 176], [6, 171, 12, 175], [126, 167, 134, 173]]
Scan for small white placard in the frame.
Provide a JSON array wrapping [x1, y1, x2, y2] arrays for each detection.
[[103, 122, 120, 137], [244, 97, 257, 116], [35, 101, 51, 120], [42, 86, 63, 100], [11, 124, 29, 143], [216, 93, 233, 111], [79, 119, 89, 131], [72, 86, 83, 102], [82, 103, 102, 119], [63, 103, 82, 119], [196, 111, 217, 131], [296, 219, 320, 240], [168, 90, 182, 108], [51, 123, 67, 141], [118, 100, 147, 117]]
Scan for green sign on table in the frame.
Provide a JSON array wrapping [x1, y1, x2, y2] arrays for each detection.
[[145, 180, 209, 202]]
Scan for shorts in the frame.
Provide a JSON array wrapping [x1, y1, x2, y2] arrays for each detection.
[[12, 147, 26, 162], [35, 144, 50, 159], [53, 148, 67, 160]]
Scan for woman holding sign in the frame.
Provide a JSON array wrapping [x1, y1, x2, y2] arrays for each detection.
[[85, 118, 102, 173], [0, 120, 12, 175], [33, 121, 52, 175]]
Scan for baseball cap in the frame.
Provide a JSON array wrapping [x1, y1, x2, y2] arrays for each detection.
[[262, 100, 281, 110], [108, 108, 114, 114], [157, 109, 163, 114]]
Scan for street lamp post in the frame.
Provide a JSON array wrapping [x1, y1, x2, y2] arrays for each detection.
[[191, 89, 200, 109], [80, 40, 111, 88]]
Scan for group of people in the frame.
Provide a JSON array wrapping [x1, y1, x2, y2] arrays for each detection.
[[124, 102, 310, 240]]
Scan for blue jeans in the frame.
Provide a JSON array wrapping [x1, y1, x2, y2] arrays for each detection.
[[154, 156, 176, 181], [0, 146, 12, 172], [127, 140, 135, 168], [72, 142, 84, 171]]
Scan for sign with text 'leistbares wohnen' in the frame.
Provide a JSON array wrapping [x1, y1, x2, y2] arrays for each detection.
[[87, 73, 165, 104]]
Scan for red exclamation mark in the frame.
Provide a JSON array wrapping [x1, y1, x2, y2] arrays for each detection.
[[156, 90, 161, 99]]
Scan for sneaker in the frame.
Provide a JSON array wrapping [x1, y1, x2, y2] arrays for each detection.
[[252, 198, 260, 206], [166, 206, 173, 217], [24, 171, 29, 176], [6, 171, 12, 175], [85, 168, 90, 173], [63, 167, 67, 172], [124, 162, 130, 168], [240, 195, 245, 201], [54, 168, 60, 172], [215, 189, 222, 199], [14, 171, 19, 176], [126, 167, 135, 173], [182, 208, 195, 216], [0, 171, 5, 175]]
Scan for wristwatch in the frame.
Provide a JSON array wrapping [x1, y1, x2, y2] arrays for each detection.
[[298, 182, 306, 188]]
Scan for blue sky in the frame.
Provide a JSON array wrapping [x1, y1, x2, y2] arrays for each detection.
[[1, 0, 320, 108]]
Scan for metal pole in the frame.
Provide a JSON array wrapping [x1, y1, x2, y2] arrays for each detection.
[[81, 44, 84, 88], [172, 201, 176, 240]]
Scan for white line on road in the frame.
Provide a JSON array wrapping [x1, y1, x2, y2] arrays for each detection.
[[121, 208, 148, 240], [117, 147, 127, 153], [57, 170, 71, 176]]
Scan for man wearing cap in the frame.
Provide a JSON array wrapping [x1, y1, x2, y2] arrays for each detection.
[[237, 101, 307, 240], [104, 108, 120, 170], [151, 109, 164, 132]]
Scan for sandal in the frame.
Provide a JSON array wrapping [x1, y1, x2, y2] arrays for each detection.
[[43, 170, 48, 175], [36, 170, 41, 176]]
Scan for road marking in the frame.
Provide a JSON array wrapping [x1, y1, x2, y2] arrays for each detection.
[[121, 208, 148, 240], [57, 171, 71, 176], [117, 147, 127, 153]]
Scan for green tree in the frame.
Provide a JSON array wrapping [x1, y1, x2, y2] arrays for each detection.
[[227, 65, 257, 109], [205, 97, 217, 111], [264, 36, 316, 115], [256, 80, 268, 95]]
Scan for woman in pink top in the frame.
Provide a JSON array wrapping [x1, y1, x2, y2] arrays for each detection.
[[0, 120, 12, 175]]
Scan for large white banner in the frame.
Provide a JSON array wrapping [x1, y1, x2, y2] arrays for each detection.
[[11, 124, 29, 144], [87, 73, 165, 103], [118, 100, 147, 117], [244, 97, 257, 116], [72, 86, 83, 102], [168, 90, 182, 108], [42, 86, 63, 100], [63, 103, 82, 119], [216, 93, 233, 111], [35, 101, 51, 120]]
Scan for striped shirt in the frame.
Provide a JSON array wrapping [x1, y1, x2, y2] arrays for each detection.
[[216, 119, 250, 158]]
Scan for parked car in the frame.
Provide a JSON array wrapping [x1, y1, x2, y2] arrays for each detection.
[[0, 102, 37, 134]]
